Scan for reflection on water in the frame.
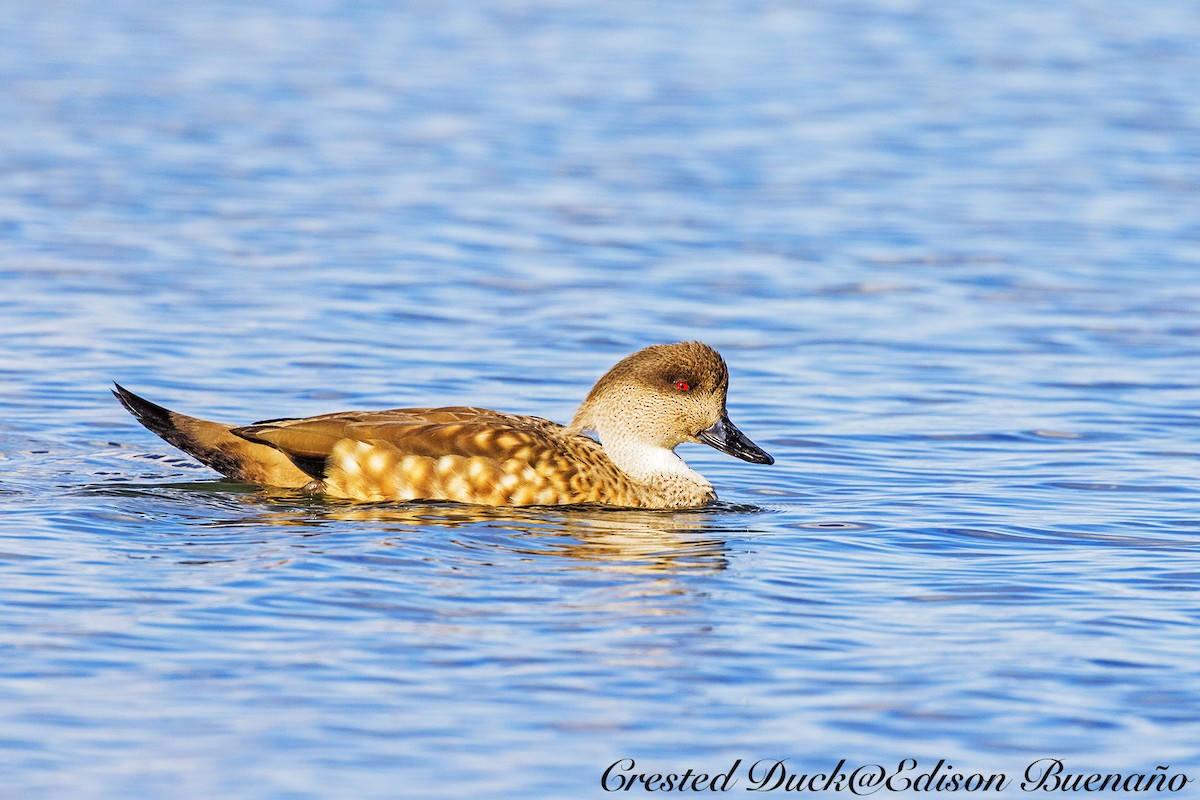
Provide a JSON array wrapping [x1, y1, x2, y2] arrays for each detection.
[[86, 480, 739, 574]]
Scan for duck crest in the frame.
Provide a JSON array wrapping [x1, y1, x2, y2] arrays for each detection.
[[113, 342, 772, 509]]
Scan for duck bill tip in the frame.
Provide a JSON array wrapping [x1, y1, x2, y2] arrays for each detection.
[[697, 415, 774, 465]]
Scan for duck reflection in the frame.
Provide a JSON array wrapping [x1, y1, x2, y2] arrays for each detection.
[[92, 478, 760, 573], [249, 492, 736, 574]]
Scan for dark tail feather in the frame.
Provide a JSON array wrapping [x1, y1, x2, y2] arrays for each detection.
[[112, 384, 313, 488], [112, 383, 184, 447]]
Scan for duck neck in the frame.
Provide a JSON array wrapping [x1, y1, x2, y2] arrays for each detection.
[[593, 425, 711, 492]]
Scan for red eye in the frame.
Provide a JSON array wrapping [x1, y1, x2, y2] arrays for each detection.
[[675, 381, 690, 392]]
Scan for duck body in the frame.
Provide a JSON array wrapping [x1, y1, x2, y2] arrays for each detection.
[[113, 342, 773, 509]]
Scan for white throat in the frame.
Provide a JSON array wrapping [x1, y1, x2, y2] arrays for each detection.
[[596, 428, 709, 488]]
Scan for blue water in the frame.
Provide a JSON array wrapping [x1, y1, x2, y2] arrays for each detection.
[[2, 1, 1199, 797]]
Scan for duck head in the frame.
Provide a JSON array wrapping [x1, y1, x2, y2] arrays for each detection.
[[568, 341, 774, 469]]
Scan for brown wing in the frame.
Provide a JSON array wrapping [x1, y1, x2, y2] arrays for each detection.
[[232, 407, 571, 478], [231, 407, 630, 505]]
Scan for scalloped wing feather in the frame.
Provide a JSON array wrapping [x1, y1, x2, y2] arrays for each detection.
[[231, 408, 637, 505]]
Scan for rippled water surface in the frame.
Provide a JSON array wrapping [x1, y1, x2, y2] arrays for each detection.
[[2, 1, 1199, 797]]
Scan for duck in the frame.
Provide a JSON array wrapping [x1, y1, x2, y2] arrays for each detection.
[[112, 341, 773, 509]]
